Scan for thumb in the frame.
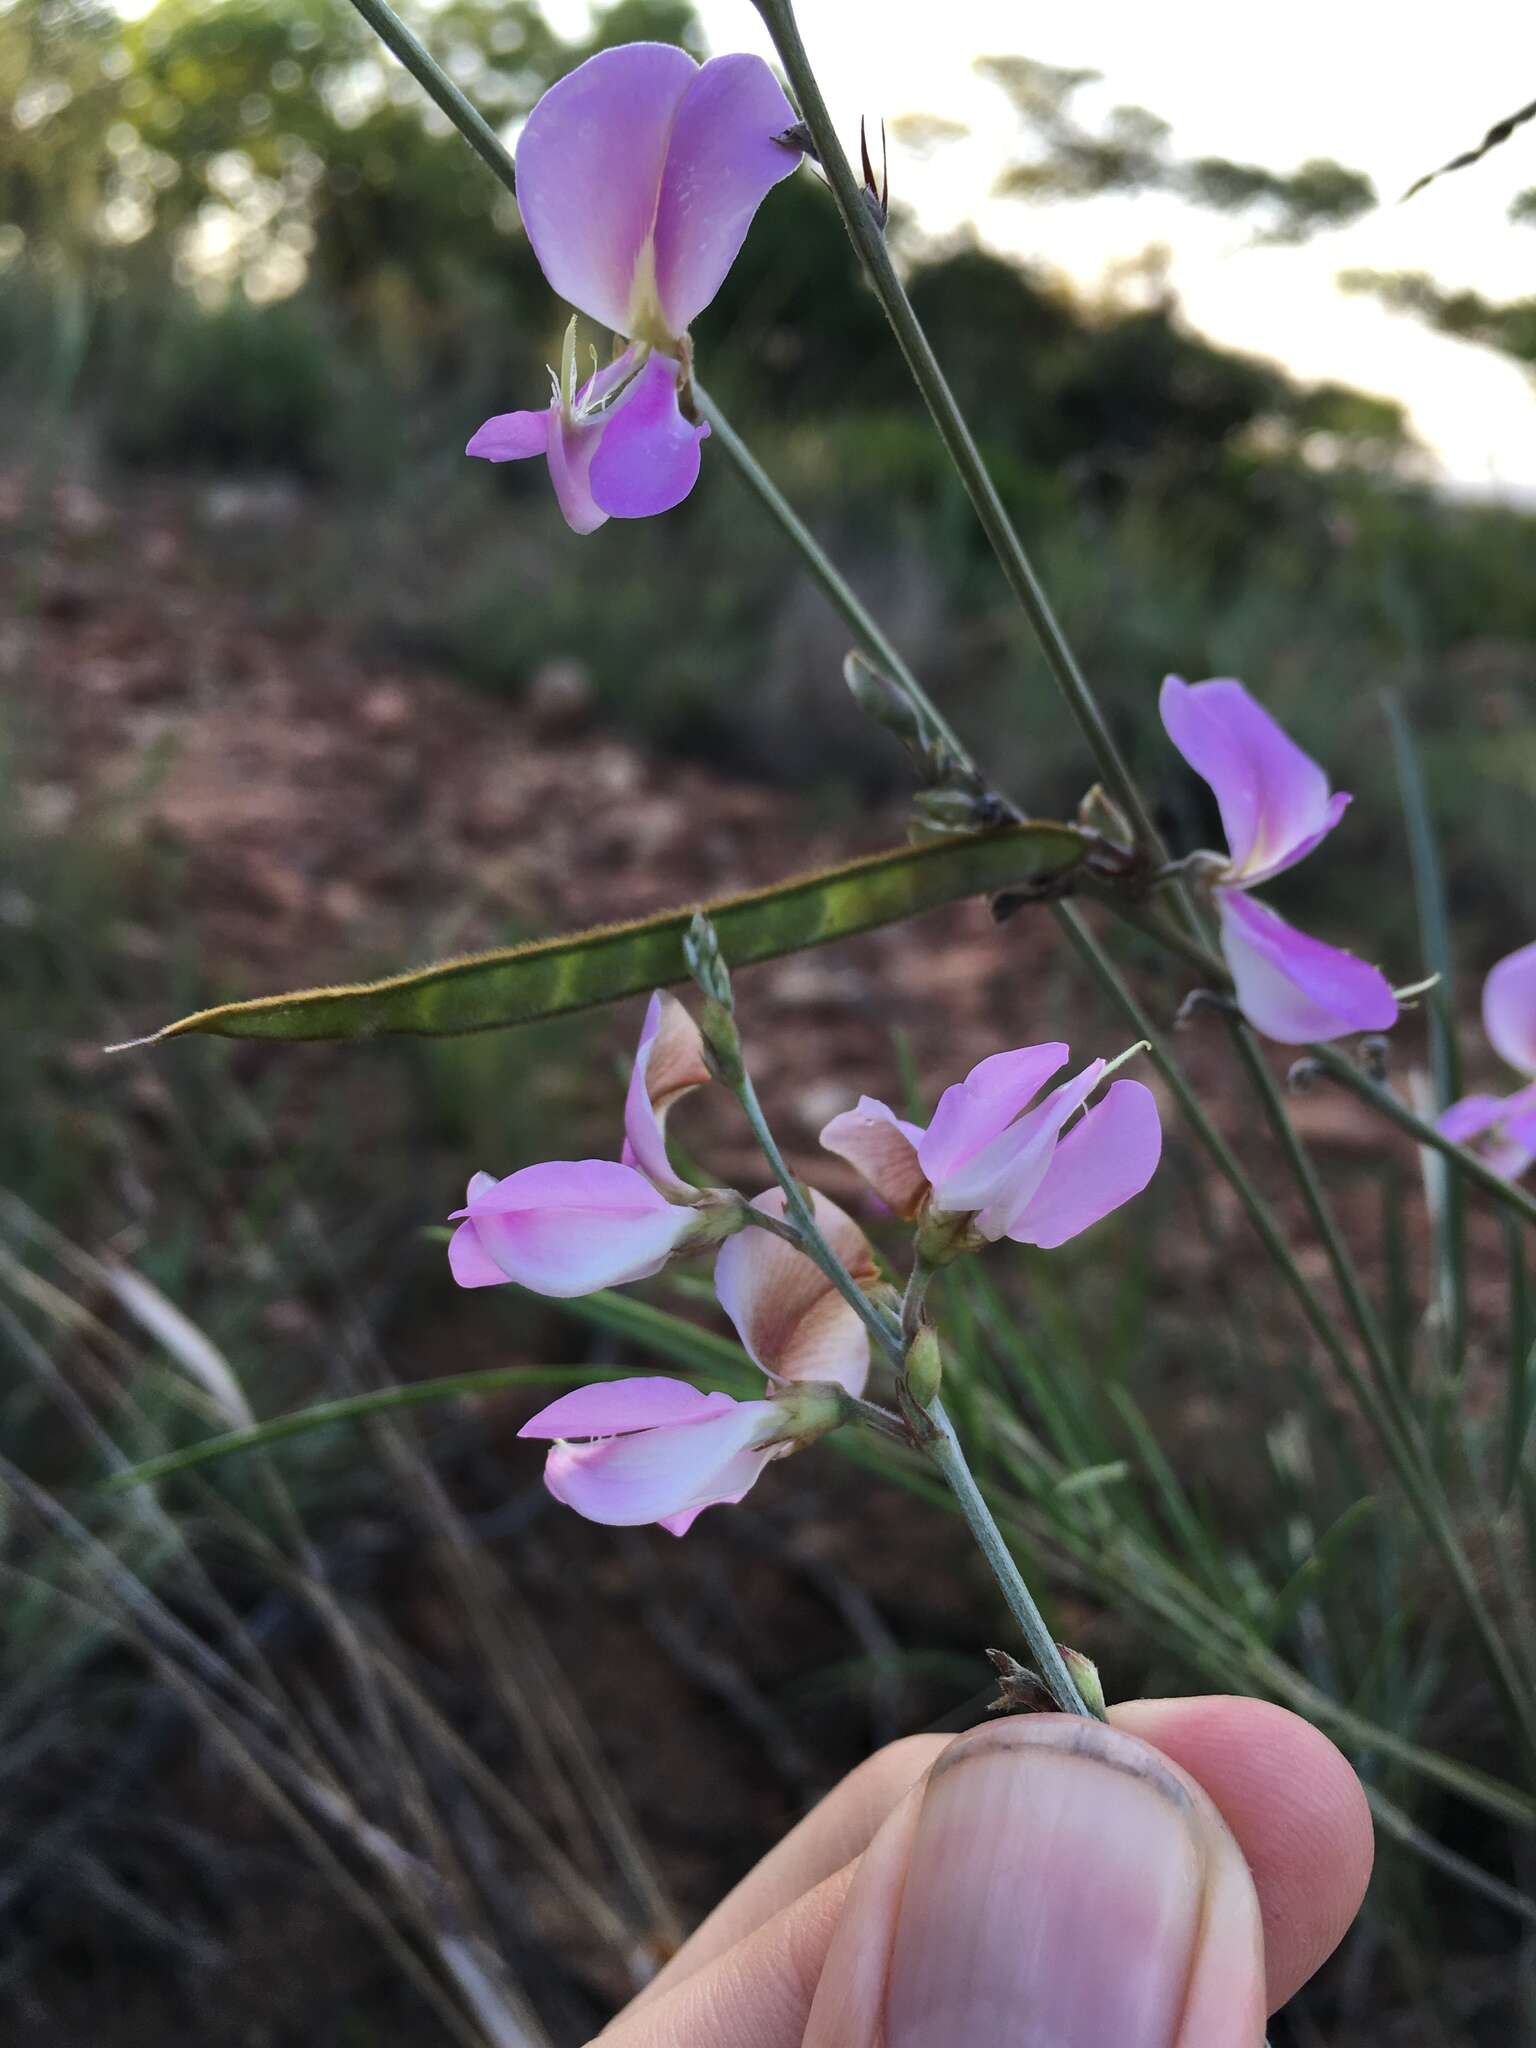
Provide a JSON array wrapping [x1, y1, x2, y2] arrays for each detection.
[[805, 1714, 1267, 2048]]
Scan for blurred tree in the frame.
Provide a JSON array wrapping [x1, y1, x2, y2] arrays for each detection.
[[978, 54, 1376, 244]]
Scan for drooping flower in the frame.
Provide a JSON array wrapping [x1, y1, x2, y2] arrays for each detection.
[[517, 1375, 838, 1536], [449, 993, 732, 1296], [819, 1043, 1162, 1257], [622, 989, 713, 1200], [1438, 939, 1536, 1180], [714, 1187, 879, 1397], [467, 43, 800, 532], [1160, 675, 1398, 1045]]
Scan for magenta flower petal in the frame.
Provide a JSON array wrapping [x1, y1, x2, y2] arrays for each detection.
[[450, 1159, 697, 1297], [1160, 675, 1351, 887], [518, 1375, 735, 1440], [1216, 890, 1398, 1045], [966, 1060, 1106, 1239], [466, 409, 550, 461], [515, 42, 698, 337], [1007, 1080, 1162, 1248], [819, 1095, 930, 1218], [1484, 939, 1536, 1078], [714, 1187, 876, 1397], [917, 1044, 1071, 1193], [447, 1217, 510, 1288], [1438, 1093, 1514, 1145], [542, 1397, 779, 1528], [545, 407, 608, 535], [1487, 1137, 1536, 1182], [652, 52, 801, 336], [588, 354, 708, 518]]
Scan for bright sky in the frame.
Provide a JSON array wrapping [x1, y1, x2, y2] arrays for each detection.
[[657, 0, 1536, 495]]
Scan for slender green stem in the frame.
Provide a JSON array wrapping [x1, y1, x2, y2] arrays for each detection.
[[1307, 1044, 1536, 1230], [694, 383, 982, 780], [1228, 1021, 1400, 1401], [921, 1396, 1098, 1717], [348, 0, 520, 195], [730, 1064, 905, 1364], [751, 0, 1162, 855], [900, 1256, 935, 1342]]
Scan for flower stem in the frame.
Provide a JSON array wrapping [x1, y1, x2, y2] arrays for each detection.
[[729, 1061, 906, 1366], [919, 1395, 1099, 1718], [692, 382, 982, 782], [752, 0, 1163, 858], [347, 0, 519, 196]]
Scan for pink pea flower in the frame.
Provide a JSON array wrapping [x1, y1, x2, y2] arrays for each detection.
[[1160, 675, 1398, 1045], [518, 1376, 838, 1537], [450, 990, 725, 1296], [467, 43, 800, 532], [714, 1187, 879, 1398], [819, 1043, 1162, 1256], [448, 1161, 704, 1297], [1438, 939, 1536, 1180]]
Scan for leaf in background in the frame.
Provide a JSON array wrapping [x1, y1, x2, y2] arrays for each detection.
[[111, 825, 1086, 1047]]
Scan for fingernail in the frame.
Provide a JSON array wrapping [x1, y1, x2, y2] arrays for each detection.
[[885, 1720, 1207, 2048]]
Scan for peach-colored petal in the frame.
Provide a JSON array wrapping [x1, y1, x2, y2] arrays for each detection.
[[819, 1097, 930, 1219], [623, 990, 712, 1198], [714, 1187, 876, 1398]]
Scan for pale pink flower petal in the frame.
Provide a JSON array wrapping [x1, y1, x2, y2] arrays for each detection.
[[545, 404, 609, 535], [1217, 889, 1399, 1045], [622, 991, 712, 1198], [965, 1060, 1107, 1240], [447, 1217, 511, 1289], [1007, 1080, 1163, 1248], [588, 353, 709, 519], [819, 1095, 929, 1218], [714, 1188, 876, 1397], [917, 1044, 1070, 1192], [518, 1375, 734, 1440], [542, 1397, 780, 1528], [652, 52, 801, 336], [515, 42, 699, 337], [1484, 939, 1536, 1078], [466, 409, 550, 461], [1160, 675, 1351, 887], [449, 1160, 697, 1297]]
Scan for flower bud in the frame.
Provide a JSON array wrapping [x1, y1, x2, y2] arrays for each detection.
[[1058, 1645, 1107, 1717], [766, 1380, 847, 1447], [904, 1324, 943, 1409], [1076, 780, 1135, 851]]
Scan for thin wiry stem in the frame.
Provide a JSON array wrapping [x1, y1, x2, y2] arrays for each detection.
[[751, 0, 1163, 856]]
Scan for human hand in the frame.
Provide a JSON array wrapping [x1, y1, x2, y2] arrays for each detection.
[[597, 1694, 1373, 2047]]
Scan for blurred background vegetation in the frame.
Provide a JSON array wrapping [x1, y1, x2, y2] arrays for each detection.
[[4, 0, 1536, 2041]]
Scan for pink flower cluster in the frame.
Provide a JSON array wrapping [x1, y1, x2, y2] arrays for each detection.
[[450, 996, 1161, 1532], [1160, 678, 1399, 1045]]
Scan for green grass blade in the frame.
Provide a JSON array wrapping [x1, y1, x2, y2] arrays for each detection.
[[111, 826, 1085, 1047], [1384, 689, 1466, 1374], [101, 1366, 635, 1492], [1503, 1213, 1536, 1502]]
